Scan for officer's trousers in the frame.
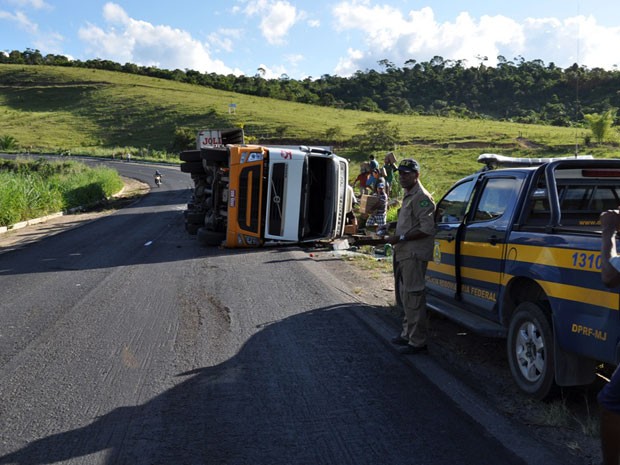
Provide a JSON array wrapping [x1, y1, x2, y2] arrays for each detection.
[[394, 255, 429, 347]]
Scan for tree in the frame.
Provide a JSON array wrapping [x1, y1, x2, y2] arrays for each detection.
[[584, 109, 617, 143], [325, 126, 343, 143], [354, 119, 401, 152]]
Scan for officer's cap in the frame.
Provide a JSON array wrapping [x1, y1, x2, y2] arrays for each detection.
[[397, 158, 420, 173]]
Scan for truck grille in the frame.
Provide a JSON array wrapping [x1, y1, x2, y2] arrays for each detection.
[[268, 163, 286, 236]]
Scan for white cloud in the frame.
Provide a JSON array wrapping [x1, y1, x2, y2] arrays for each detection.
[[102, 2, 130, 24], [285, 53, 304, 65], [256, 62, 288, 79], [78, 2, 241, 75], [335, 47, 364, 75], [0, 9, 38, 32], [333, 3, 525, 74], [33, 30, 64, 54], [208, 28, 241, 53], [332, 2, 620, 75], [6, 0, 51, 10], [241, 0, 301, 45], [523, 15, 620, 69]]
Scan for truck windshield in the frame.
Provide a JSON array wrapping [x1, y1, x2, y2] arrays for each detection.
[[299, 157, 335, 239]]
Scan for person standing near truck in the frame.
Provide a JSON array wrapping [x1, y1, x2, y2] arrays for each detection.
[[353, 167, 370, 196], [383, 153, 397, 196], [599, 208, 620, 465], [365, 182, 388, 229], [369, 154, 379, 171], [378, 159, 436, 354]]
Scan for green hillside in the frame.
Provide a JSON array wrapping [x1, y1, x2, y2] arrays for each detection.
[[1, 63, 619, 194]]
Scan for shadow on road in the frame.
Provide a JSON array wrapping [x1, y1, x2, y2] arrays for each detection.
[[0, 304, 531, 465], [0, 188, 242, 275]]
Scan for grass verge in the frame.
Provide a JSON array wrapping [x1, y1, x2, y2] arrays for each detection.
[[0, 158, 123, 227]]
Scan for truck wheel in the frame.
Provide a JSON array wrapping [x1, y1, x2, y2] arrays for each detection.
[[185, 222, 200, 235], [197, 227, 225, 246], [180, 161, 205, 174], [185, 211, 205, 225], [180, 150, 201, 162], [200, 148, 228, 163], [507, 302, 555, 400]]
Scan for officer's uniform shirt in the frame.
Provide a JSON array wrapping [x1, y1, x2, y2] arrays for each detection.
[[394, 181, 436, 262]]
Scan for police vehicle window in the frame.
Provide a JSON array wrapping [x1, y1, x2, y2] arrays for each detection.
[[560, 185, 620, 212], [560, 186, 591, 211], [473, 177, 519, 222], [436, 179, 474, 223], [597, 186, 620, 211], [558, 184, 620, 226]]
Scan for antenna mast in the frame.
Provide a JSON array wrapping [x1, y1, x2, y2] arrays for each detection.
[[574, 2, 581, 158]]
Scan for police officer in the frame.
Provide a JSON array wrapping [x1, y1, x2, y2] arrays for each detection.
[[378, 158, 436, 354]]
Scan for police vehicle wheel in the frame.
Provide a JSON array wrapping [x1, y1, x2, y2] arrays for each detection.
[[507, 302, 555, 400]]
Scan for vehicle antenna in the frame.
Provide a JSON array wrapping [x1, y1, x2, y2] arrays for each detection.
[[574, 2, 581, 158]]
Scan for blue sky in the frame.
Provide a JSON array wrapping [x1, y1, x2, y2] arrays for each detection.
[[1, 0, 620, 79]]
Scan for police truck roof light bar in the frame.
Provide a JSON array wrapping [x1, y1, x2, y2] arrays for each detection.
[[477, 153, 594, 171]]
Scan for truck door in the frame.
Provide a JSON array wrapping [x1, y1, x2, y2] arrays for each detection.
[[459, 174, 526, 316]]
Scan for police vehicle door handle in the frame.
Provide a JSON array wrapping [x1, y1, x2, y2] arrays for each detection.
[[488, 234, 500, 245]]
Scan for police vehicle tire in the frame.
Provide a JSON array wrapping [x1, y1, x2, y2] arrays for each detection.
[[506, 302, 555, 400], [180, 150, 201, 162], [197, 227, 225, 246]]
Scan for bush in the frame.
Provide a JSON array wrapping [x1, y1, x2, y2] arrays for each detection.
[[172, 127, 196, 151], [0, 159, 123, 227], [0, 135, 18, 151]]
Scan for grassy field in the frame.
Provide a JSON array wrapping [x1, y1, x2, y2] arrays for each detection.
[[2, 63, 620, 196]]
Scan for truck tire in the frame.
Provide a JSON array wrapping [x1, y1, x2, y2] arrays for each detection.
[[180, 150, 201, 162], [185, 222, 200, 235], [197, 227, 225, 246], [180, 161, 205, 174], [200, 148, 228, 163], [507, 302, 555, 400], [185, 211, 205, 225]]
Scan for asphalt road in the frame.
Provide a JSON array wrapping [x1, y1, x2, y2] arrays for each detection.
[[0, 156, 576, 465]]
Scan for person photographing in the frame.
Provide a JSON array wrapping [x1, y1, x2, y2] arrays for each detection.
[[599, 208, 620, 464]]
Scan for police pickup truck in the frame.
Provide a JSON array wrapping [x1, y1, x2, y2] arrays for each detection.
[[427, 154, 620, 399]]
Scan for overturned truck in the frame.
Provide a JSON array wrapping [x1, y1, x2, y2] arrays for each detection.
[[181, 128, 351, 248]]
